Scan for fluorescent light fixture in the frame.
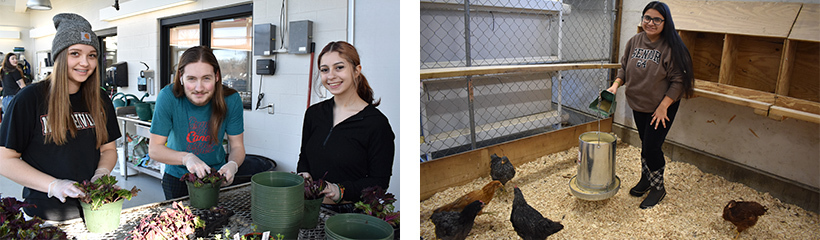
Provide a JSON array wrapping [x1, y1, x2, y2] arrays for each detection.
[[27, 0, 52, 10], [100, 0, 196, 21], [0, 30, 21, 39]]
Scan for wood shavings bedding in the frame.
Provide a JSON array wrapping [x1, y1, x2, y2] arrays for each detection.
[[420, 143, 820, 239]]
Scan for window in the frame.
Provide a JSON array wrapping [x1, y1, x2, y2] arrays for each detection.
[[160, 4, 253, 109]]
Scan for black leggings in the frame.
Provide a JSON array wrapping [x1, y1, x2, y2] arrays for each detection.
[[162, 173, 189, 200], [632, 101, 680, 171]]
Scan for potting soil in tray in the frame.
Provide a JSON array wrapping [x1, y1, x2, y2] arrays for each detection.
[[194, 207, 235, 238]]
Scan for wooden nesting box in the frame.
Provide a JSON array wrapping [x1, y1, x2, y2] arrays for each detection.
[[663, 0, 820, 123]]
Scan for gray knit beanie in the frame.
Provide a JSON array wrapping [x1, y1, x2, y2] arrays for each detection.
[[52, 13, 100, 57]]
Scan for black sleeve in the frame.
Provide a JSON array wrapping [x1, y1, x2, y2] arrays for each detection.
[[0, 85, 40, 152], [339, 114, 395, 202], [296, 106, 315, 173]]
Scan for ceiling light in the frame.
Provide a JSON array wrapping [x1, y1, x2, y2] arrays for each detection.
[[27, 0, 52, 10]]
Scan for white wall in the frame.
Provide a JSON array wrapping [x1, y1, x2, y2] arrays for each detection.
[[616, 0, 819, 189], [0, 5, 31, 64], [20, 0, 402, 210]]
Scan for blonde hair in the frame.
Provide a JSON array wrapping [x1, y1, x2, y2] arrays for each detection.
[[44, 49, 109, 147]]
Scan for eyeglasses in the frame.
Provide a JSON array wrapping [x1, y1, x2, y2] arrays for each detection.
[[642, 15, 665, 25]]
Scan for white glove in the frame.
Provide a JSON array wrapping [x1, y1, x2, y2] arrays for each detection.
[[47, 179, 85, 203], [182, 153, 210, 178], [91, 167, 110, 182], [218, 161, 238, 186]]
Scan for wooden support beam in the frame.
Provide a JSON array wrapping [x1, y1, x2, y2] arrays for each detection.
[[420, 119, 611, 201], [420, 63, 620, 79], [776, 39, 796, 96], [719, 34, 737, 85]]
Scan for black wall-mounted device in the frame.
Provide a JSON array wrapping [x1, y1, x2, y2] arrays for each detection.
[[106, 62, 128, 87], [254, 23, 276, 56], [256, 59, 275, 75]]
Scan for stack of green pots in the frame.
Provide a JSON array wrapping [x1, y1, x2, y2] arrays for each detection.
[[324, 213, 394, 240], [251, 171, 304, 239]]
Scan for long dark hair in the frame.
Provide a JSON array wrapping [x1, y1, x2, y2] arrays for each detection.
[[317, 41, 380, 106], [2, 53, 23, 74], [644, 1, 694, 98], [171, 46, 237, 144]]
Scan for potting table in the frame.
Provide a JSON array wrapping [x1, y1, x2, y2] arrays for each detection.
[[53, 182, 335, 239]]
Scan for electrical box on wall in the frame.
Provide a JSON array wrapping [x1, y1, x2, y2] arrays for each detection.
[[254, 23, 276, 56], [288, 20, 313, 54], [256, 59, 275, 75]]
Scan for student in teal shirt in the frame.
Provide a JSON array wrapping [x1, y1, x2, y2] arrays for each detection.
[[149, 46, 245, 200]]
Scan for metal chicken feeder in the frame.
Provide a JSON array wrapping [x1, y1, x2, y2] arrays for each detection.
[[569, 131, 620, 201]]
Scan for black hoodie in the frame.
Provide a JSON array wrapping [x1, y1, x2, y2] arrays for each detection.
[[297, 97, 395, 202]]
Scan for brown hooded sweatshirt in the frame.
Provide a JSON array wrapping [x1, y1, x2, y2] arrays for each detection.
[[616, 31, 685, 113]]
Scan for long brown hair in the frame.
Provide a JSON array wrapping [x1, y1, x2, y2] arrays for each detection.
[[44, 49, 108, 147], [2, 53, 23, 75], [171, 46, 237, 144], [317, 41, 380, 106]]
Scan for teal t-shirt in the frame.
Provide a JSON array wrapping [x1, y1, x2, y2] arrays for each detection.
[[150, 85, 244, 178]]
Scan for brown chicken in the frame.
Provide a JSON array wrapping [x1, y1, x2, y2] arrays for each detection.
[[433, 180, 503, 213], [722, 200, 767, 239]]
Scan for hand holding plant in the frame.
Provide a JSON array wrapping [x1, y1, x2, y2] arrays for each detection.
[[181, 168, 226, 187], [303, 171, 328, 200], [74, 175, 141, 210]]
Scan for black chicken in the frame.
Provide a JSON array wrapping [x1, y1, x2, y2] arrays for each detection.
[[490, 153, 515, 185], [510, 187, 563, 240], [430, 200, 485, 240]]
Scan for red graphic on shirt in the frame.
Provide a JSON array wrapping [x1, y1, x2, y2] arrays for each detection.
[[186, 116, 214, 155]]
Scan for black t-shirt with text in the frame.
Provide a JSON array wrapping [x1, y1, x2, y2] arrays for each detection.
[[0, 81, 121, 220]]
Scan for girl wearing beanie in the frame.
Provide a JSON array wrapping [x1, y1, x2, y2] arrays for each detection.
[[0, 13, 121, 221]]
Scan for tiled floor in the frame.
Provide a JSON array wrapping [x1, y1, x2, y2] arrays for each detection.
[[0, 162, 166, 209]]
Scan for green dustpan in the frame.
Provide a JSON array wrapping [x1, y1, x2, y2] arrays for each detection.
[[589, 90, 616, 118]]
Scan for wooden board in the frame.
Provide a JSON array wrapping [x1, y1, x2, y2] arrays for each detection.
[[664, 0, 801, 38], [788, 41, 820, 102], [420, 63, 620, 79], [680, 31, 722, 83], [420, 119, 611, 201], [790, 4, 820, 42], [693, 79, 775, 111], [774, 95, 820, 116], [728, 35, 783, 93]]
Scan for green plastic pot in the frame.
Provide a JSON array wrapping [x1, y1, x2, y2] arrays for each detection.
[[301, 197, 324, 229], [186, 181, 220, 209], [251, 171, 304, 239], [80, 199, 124, 233], [324, 213, 394, 240], [135, 102, 152, 121]]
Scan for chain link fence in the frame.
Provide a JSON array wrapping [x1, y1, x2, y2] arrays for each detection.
[[420, 0, 618, 161]]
